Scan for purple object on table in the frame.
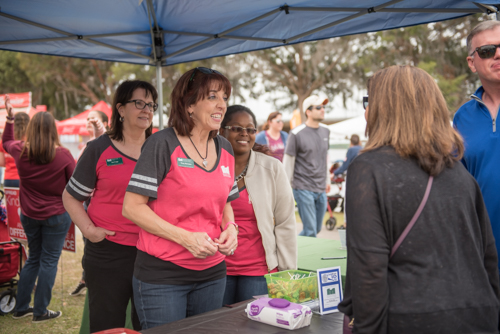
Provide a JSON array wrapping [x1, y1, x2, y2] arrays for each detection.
[[268, 298, 290, 308]]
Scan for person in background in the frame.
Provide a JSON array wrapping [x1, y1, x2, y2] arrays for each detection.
[[255, 111, 288, 161], [122, 67, 238, 330], [3, 95, 75, 323], [63, 80, 156, 332], [220, 105, 296, 304], [453, 20, 500, 277], [70, 109, 109, 297], [338, 65, 499, 333], [0, 112, 30, 187], [283, 94, 330, 237], [333, 134, 362, 177]]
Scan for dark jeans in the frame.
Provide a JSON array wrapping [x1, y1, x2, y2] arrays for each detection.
[[4, 179, 20, 187], [15, 212, 71, 316], [133, 275, 226, 330], [222, 275, 268, 305], [83, 238, 140, 333]]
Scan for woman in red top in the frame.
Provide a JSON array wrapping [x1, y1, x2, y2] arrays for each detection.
[[63, 80, 157, 332], [3, 96, 75, 323], [0, 112, 30, 187]]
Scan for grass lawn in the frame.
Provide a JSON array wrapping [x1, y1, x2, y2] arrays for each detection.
[[0, 235, 86, 334]]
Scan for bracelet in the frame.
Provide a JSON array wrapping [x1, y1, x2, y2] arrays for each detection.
[[6, 116, 14, 121], [224, 221, 239, 234]]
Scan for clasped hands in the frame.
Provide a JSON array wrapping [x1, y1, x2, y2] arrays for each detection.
[[184, 225, 238, 259]]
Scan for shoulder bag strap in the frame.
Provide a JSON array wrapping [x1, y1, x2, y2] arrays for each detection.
[[390, 176, 434, 259]]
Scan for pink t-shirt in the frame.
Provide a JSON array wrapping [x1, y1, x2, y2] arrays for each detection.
[[127, 129, 239, 271], [226, 188, 277, 276], [265, 132, 285, 162]]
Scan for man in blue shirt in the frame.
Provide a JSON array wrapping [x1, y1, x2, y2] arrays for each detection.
[[453, 20, 500, 270], [333, 134, 362, 177]]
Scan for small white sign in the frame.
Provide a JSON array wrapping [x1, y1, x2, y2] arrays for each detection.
[[317, 266, 343, 315]]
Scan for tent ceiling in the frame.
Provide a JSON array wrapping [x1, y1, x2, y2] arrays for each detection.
[[0, 0, 499, 66]]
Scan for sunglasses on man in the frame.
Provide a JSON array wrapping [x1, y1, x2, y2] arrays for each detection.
[[308, 105, 324, 111], [223, 126, 257, 135], [363, 96, 369, 110], [189, 67, 223, 81], [470, 44, 500, 59]]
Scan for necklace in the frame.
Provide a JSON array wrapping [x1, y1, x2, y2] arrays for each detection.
[[235, 162, 249, 182], [188, 135, 209, 168]]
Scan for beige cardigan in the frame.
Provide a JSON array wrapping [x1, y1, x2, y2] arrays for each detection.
[[243, 150, 297, 272]]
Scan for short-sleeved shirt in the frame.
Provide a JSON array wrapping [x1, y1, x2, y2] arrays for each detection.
[[265, 132, 285, 162], [0, 140, 20, 180], [126, 128, 239, 271], [66, 135, 141, 246], [285, 124, 330, 192]]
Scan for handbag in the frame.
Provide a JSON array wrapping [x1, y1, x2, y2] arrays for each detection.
[[343, 176, 434, 334]]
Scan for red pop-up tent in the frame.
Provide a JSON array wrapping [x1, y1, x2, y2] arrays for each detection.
[[56, 101, 112, 136], [0, 92, 45, 130]]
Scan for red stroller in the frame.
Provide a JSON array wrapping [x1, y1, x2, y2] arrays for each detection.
[[0, 240, 23, 315], [325, 175, 345, 231]]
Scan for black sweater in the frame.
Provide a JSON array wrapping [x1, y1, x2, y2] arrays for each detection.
[[338, 146, 500, 334]]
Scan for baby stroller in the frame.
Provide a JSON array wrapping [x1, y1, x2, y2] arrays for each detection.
[[325, 174, 345, 231], [0, 240, 23, 315]]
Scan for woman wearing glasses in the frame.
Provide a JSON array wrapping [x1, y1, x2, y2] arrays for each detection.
[[255, 111, 288, 161], [63, 80, 157, 332], [122, 68, 239, 329], [220, 105, 296, 305]]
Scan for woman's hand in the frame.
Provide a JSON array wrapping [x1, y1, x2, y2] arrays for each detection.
[[85, 224, 115, 243], [4, 95, 13, 117], [181, 231, 219, 259], [215, 225, 238, 256]]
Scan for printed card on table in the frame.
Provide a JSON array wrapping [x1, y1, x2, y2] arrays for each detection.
[[317, 266, 343, 315]]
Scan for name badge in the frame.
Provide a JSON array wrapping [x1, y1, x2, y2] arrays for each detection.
[[177, 157, 194, 168], [106, 158, 123, 166]]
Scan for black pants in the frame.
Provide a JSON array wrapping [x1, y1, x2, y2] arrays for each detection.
[[83, 238, 140, 333]]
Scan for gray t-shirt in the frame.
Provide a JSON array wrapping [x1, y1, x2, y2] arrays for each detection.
[[285, 124, 330, 192]]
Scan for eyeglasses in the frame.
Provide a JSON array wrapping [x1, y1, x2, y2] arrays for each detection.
[[125, 100, 158, 112], [223, 126, 257, 135], [272, 119, 283, 123], [470, 44, 500, 59], [308, 105, 324, 111], [363, 96, 369, 110], [189, 67, 223, 81]]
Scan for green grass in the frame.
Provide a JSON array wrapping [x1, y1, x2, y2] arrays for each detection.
[[0, 236, 85, 334]]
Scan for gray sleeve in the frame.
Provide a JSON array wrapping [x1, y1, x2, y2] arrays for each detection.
[[126, 134, 170, 200], [282, 154, 296, 185], [227, 180, 239, 202], [284, 131, 297, 157], [65, 139, 100, 201]]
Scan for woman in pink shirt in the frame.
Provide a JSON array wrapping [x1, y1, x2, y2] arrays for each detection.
[[255, 111, 288, 161]]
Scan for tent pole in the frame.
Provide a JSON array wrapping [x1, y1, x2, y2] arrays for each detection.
[[156, 61, 164, 130]]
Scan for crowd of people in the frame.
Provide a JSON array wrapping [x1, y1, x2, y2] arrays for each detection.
[[1, 19, 499, 334]]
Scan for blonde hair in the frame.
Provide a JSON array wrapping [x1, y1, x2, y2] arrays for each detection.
[[364, 65, 464, 176]]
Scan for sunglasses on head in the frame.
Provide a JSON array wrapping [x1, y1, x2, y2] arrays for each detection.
[[363, 96, 368, 110], [189, 67, 223, 82], [470, 44, 500, 59], [223, 125, 257, 135], [308, 105, 324, 111]]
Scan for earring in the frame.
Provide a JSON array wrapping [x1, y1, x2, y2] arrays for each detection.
[[189, 113, 193, 118], [119, 116, 124, 122]]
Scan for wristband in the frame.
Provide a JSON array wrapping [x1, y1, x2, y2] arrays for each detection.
[[225, 221, 239, 234], [6, 116, 14, 121]]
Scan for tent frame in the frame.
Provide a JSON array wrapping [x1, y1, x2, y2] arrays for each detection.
[[1, 2, 499, 129]]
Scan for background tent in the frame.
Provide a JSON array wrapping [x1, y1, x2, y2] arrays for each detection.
[[56, 101, 112, 136], [0, 1, 499, 129], [328, 115, 368, 143]]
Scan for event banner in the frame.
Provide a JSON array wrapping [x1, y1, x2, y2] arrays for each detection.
[[0, 92, 31, 108], [4, 187, 76, 252]]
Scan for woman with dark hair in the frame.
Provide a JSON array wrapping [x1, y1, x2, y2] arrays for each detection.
[[63, 80, 156, 332], [255, 111, 288, 161], [338, 66, 500, 333], [3, 96, 75, 323], [0, 112, 30, 187], [122, 67, 239, 329], [220, 105, 296, 305]]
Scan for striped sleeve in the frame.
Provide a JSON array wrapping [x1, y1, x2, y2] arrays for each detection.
[[126, 132, 170, 200], [227, 180, 239, 202], [65, 137, 103, 202]]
